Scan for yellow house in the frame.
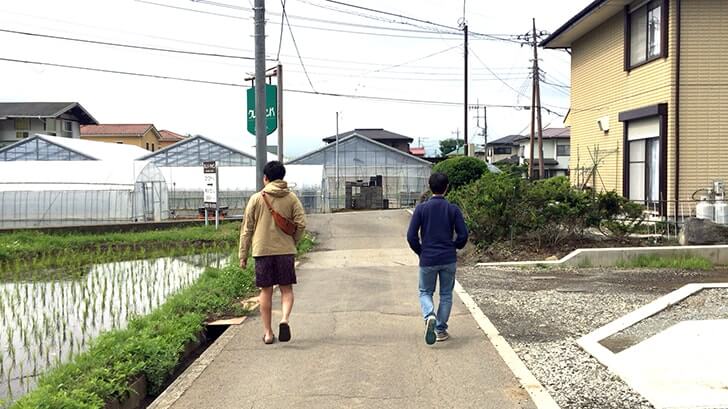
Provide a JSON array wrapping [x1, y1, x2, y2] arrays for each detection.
[[542, 0, 728, 216], [81, 124, 163, 152]]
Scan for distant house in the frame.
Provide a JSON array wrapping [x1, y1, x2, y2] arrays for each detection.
[[158, 130, 186, 148], [516, 128, 571, 178], [0, 102, 98, 147], [486, 134, 521, 164], [410, 147, 426, 158], [322, 128, 414, 154], [542, 0, 728, 213], [446, 144, 486, 159], [81, 124, 163, 152]]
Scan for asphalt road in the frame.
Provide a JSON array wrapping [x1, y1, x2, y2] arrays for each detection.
[[163, 210, 535, 409]]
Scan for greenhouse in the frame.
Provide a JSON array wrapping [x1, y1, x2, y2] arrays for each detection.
[[0, 160, 169, 228], [288, 134, 432, 209], [0, 133, 149, 162], [161, 165, 326, 217], [142, 135, 276, 167]]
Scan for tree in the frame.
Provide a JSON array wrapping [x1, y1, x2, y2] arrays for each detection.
[[439, 138, 465, 157], [432, 156, 489, 192]]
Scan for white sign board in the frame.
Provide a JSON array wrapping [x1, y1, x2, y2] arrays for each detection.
[[203, 161, 218, 208]]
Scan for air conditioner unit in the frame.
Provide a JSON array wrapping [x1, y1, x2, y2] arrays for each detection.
[[597, 116, 610, 132]]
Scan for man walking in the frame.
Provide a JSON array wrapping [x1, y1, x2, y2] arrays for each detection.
[[240, 161, 306, 345], [407, 172, 468, 345]]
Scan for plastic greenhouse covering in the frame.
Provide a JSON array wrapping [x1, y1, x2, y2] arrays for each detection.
[[288, 135, 432, 209], [0, 161, 169, 227], [161, 165, 326, 216]]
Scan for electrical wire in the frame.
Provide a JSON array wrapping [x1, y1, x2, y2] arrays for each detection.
[[0, 56, 543, 110], [0, 27, 260, 61], [281, 1, 316, 92], [276, 0, 286, 61]]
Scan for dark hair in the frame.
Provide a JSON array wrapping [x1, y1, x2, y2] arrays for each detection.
[[429, 172, 449, 195], [263, 161, 286, 181]]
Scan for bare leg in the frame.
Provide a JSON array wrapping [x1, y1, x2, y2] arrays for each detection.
[[279, 285, 294, 324], [259, 286, 274, 341]]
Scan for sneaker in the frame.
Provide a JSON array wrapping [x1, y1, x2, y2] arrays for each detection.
[[424, 316, 437, 345], [436, 330, 450, 342]]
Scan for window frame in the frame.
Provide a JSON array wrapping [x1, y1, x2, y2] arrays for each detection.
[[620, 104, 668, 214], [556, 144, 570, 157], [62, 120, 74, 138], [493, 146, 513, 155], [624, 0, 669, 71]]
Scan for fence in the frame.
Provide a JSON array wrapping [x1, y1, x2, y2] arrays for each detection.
[[168, 189, 326, 219]]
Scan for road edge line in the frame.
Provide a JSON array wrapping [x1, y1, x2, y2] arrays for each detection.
[[454, 280, 561, 409]]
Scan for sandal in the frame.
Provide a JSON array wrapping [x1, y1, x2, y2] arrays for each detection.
[[263, 334, 275, 344], [279, 322, 291, 342]]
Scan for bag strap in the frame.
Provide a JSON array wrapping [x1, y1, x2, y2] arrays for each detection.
[[261, 191, 275, 213]]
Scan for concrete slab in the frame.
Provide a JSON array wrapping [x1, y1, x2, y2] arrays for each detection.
[[579, 284, 728, 409], [154, 210, 538, 409], [617, 320, 728, 409]]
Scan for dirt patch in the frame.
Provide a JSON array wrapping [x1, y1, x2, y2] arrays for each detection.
[[460, 235, 675, 263]]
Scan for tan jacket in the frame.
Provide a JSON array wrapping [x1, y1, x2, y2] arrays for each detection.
[[239, 180, 306, 259]]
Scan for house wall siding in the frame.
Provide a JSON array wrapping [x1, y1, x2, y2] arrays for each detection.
[[82, 129, 161, 151], [0, 118, 81, 146], [679, 0, 728, 202], [569, 1, 675, 205]]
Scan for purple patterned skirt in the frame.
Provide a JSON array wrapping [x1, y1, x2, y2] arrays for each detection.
[[254, 254, 297, 288]]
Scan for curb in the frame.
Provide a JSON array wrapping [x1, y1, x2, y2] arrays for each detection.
[[455, 281, 561, 409]]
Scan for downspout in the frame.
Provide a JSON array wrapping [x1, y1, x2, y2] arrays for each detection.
[[675, 0, 681, 216]]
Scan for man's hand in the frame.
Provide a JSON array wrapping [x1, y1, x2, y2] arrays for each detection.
[[239, 258, 248, 269]]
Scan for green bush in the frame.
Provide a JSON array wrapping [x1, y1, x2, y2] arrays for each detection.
[[433, 156, 490, 192], [449, 173, 644, 247]]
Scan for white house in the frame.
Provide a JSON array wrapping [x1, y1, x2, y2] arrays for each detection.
[[0, 102, 98, 147], [517, 128, 571, 178]]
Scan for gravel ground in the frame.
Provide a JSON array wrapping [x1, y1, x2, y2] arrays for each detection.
[[602, 287, 728, 353], [458, 265, 728, 409]]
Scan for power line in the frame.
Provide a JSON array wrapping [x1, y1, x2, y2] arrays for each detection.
[[282, 1, 316, 92], [0, 27, 261, 61], [321, 0, 522, 43], [276, 0, 286, 61], [0, 56, 544, 110]]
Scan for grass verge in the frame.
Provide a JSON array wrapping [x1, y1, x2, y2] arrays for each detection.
[[616, 254, 714, 270], [9, 234, 315, 409], [0, 223, 242, 279]]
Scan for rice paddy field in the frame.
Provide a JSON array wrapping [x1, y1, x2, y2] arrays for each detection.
[[0, 225, 241, 408]]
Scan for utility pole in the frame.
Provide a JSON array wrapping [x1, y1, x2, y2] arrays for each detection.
[[462, 20, 469, 157], [254, 0, 266, 191], [470, 102, 487, 161], [276, 63, 283, 162], [532, 18, 545, 179], [451, 129, 460, 156]]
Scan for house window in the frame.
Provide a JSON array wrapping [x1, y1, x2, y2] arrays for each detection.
[[15, 118, 30, 139], [146, 142, 150, 150], [152, 143, 155, 152], [557, 144, 570, 156], [62, 121, 73, 138], [116, 141, 124, 144], [627, 0, 665, 68], [626, 117, 661, 203], [494, 146, 512, 155]]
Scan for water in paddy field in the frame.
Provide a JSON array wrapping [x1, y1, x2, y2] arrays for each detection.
[[0, 254, 230, 406]]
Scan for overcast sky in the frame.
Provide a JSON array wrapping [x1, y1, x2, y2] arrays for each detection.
[[0, 0, 587, 157]]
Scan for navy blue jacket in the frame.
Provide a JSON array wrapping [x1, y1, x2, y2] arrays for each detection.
[[407, 196, 468, 267]]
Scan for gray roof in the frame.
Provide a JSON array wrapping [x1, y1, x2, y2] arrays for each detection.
[[290, 133, 432, 166], [322, 128, 414, 143], [0, 102, 98, 124], [487, 134, 523, 146], [514, 128, 570, 142]]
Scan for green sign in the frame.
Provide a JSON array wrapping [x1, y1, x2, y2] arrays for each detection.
[[247, 84, 277, 136]]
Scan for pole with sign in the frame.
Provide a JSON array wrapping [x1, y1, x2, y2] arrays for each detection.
[[247, 84, 278, 136], [203, 161, 219, 229]]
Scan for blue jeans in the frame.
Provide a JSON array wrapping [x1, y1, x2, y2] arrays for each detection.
[[418, 263, 456, 333]]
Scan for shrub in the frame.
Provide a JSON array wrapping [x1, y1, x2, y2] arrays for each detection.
[[432, 156, 490, 192], [450, 173, 644, 247]]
